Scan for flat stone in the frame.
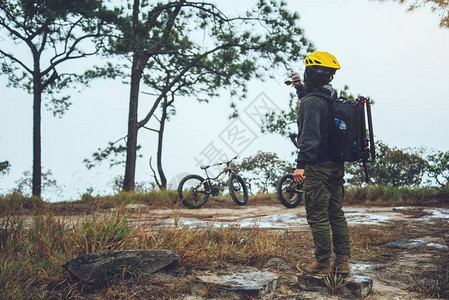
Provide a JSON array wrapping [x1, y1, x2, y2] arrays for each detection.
[[346, 273, 373, 298], [297, 272, 373, 298], [386, 239, 427, 249], [197, 267, 281, 299], [63, 249, 178, 284]]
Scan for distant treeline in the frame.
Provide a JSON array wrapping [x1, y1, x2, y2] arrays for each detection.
[[233, 144, 449, 194]]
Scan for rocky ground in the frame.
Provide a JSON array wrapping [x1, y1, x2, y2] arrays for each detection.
[[109, 202, 449, 299], [42, 199, 449, 299]]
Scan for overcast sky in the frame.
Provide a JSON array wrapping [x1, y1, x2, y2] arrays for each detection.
[[1, 0, 448, 201]]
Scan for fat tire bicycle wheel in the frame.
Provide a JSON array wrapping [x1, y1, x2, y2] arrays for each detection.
[[228, 173, 248, 206], [177, 174, 210, 209], [276, 174, 303, 208]]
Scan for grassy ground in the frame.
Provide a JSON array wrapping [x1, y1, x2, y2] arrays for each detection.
[[0, 186, 448, 298]]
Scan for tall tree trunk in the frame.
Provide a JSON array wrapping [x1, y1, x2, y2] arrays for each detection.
[[123, 0, 183, 191], [123, 0, 147, 191], [32, 80, 42, 197], [123, 64, 142, 191], [156, 98, 168, 189]]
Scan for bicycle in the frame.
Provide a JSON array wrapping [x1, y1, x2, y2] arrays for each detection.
[[177, 156, 248, 209], [276, 173, 304, 208]]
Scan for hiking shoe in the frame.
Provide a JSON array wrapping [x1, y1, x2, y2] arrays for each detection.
[[332, 254, 350, 275], [296, 259, 331, 276]]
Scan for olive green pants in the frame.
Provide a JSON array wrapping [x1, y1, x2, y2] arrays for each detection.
[[303, 161, 350, 262]]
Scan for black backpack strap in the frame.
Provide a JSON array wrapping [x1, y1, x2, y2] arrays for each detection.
[[305, 91, 334, 102]]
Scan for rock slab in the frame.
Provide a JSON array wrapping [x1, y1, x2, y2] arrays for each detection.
[[297, 272, 373, 298], [197, 267, 281, 299], [63, 249, 178, 284]]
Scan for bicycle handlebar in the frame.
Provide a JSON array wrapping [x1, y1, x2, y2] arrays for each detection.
[[213, 155, 238, 167], [202, 155, 238, 170], [227, 155, 238, 165]]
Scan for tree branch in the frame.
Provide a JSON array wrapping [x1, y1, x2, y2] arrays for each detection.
[[145, 0, 185, 57], [137, 42, 242, 128], [149, 157, 161, 188], [0, 49, 33, 74], [142, 125, 159, 132]]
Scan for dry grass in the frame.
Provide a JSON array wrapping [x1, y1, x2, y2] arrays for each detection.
[[344, 185, 449, 206], [407, 263, 449, 298], [1, 211, 446, 298], [323, 272, 347, 295], [1, 187, 448, 298], [0, 212, 308, 298]]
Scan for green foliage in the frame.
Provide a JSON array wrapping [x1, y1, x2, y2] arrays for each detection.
[[346, 141, 428, 187], [380, 0, 449, 27], [0, 0, 118, 111], [105, 0, 298, 99], [234, 151, 292, 194], [109, 175, 155, 193], [83, 140, 142, 170], [10, 169, 60, 197], [0, 160, 10, 176], [426, 150, 449, 188], [262, 93, 299, 149], [338, 85, 357, 101]]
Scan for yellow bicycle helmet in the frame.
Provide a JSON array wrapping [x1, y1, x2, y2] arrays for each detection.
[[304, 51, 341, 69]]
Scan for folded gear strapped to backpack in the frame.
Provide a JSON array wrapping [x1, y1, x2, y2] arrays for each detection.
[[306, 91, 376, 182]]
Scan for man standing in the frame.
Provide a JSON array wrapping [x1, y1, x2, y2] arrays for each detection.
[[292, 51, 350, 276]]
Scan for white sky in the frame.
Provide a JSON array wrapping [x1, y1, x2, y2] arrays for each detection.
[[1, 0, 448, 201]]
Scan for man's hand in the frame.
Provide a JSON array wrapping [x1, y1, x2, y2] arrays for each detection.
[[288, 72, 302, 86], [293, 168, 305, 184], [285, 72, 302, 86]]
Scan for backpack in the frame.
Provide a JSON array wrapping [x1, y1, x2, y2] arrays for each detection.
[[306, 91, 376, 181]]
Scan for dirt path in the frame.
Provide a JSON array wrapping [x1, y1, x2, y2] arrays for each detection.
[[126, 204, 439, 230]]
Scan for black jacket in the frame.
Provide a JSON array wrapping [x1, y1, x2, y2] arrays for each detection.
[[295, 85, 337, 169]]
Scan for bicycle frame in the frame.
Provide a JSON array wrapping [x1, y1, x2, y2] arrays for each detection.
[[200, 156, 237, 197]]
